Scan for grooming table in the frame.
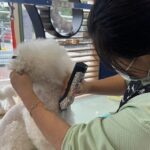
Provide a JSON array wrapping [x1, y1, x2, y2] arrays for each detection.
[[68, 94, 119, 124]]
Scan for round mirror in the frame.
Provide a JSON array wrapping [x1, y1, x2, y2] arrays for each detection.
[[50, 0, 83, 37]]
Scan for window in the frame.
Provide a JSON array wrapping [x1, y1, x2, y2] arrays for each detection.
[[40, 1, 99, 80], [19, 1, 99, 80], [0, 2, 13, 81], [56, 10, 99, 80]]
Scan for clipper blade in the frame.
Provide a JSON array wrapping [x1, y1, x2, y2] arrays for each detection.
[[59, 62, 88, 110]]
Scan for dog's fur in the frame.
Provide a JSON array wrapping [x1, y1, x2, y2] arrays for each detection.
[[0, 39, 75, 150], [0, 85, 17, 115]]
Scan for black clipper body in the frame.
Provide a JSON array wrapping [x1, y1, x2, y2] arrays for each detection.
[[59, 62, 88, 110]]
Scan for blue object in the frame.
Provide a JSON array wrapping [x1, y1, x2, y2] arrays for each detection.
[[74, 2, 92, 10], [0, 0, 92, 10], [100, 113, 112, 119], [99, 62, 117, 79], [1, 0, 52, 6]]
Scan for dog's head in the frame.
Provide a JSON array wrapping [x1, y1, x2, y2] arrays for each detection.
[[9, 39, 74, 112], [9, 39, 74, 84]]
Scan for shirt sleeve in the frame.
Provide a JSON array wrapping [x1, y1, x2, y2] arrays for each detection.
[[61, 118, 115, 150], [62, 93, 150, 150]]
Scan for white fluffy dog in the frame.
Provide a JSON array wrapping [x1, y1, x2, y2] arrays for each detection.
[[0, 39, 75, 150], [0, 86, 16, 115]]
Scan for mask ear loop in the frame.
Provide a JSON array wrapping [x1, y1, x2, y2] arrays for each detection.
[[125, 58, 136, 71]]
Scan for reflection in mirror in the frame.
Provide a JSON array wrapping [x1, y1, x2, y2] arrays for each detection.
[[50, 0, 73, 36]]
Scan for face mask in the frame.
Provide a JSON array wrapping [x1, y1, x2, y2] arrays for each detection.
[[116, 69, 150, 82], [115, 70, 132, 81], [113, 58, 150, 82]]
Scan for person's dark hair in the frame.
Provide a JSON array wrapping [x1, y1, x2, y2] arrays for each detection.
[[88, 0, 150, 71]]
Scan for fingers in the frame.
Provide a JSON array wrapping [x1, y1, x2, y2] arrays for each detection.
[[10, 70, 25, 79], [9, 71, 17, 80], [9, 71, 26, 87]]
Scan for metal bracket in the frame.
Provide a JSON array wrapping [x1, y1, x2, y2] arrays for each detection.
[[24, 5, 45, 38]]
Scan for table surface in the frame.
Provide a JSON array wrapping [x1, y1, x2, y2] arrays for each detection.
[[0, 94, 120, 122], [65, 94, 120, 124]]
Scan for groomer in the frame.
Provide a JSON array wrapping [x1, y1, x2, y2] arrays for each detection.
[[10, 0, 150, 149]]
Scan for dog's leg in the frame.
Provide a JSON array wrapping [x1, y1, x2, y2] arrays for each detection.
[[0, 86, 17, 115], [0, 103, 35, 150], [0, 103, 23, 132], [23, 109, 55, 150]]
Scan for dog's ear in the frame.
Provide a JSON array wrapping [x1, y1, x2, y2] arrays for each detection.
[[9, 56, 24, 74]]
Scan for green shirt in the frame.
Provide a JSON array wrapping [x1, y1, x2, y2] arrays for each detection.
[[62, 93, 150, 150]]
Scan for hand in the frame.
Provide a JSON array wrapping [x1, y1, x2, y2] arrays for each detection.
[[73, 80, 90, 96], [62, 75, 89, 97], [10, 71, 34, 98]]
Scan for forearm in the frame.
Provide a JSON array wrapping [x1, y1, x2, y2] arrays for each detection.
[[20, 91, 70, 150], [85, 75, 127, 96], [32, 104, 70, 150]]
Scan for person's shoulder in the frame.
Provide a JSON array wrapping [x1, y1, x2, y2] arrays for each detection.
[[62, 118, 115, 150], [120, 92, 150, 116], [125, 92, 150, 106]]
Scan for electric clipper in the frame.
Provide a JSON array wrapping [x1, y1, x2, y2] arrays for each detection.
[[59, 62, 88, 110]]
